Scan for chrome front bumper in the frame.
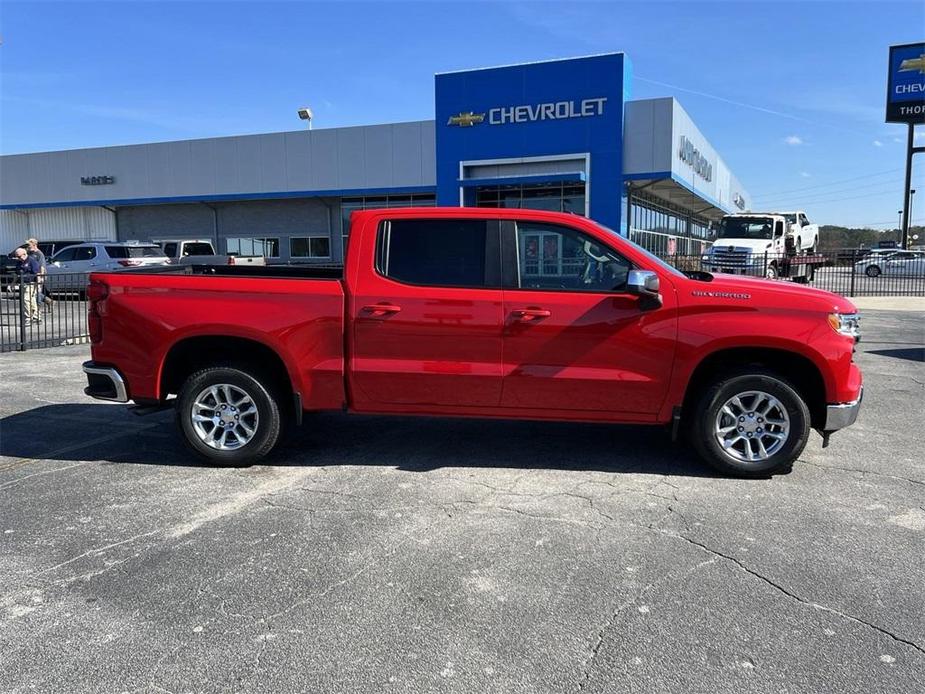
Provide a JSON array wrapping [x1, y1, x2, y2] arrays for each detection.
[[82, 361, 128, 403], [823, 386, 863, 431]]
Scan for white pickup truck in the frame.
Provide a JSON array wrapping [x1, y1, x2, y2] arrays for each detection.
[[154, 239, 266, 266], [702, 212, 822, 282], [772, 211, 819, 254]]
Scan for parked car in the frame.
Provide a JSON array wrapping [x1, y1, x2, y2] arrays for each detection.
[[82, 207, 862, 478], [153, 238, 267, 266], [854, 250, 925, 277], [2, 239, 84, 273], [45, 242, 170, 291]]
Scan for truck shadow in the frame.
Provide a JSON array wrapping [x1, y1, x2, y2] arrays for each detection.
[[0, 404, 716, 479]]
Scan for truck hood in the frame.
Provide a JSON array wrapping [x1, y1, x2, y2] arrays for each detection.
[[683, 272, 858, 314], [707, 239, 778, 254]]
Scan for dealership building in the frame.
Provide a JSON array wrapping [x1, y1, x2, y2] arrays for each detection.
[[0, 53, 751, 261]]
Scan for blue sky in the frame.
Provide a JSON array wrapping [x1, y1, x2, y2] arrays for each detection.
[[1, 0, 923, 228]]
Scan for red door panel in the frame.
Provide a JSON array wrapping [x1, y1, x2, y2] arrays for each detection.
[[501, 290, 677, 414], [352, 286, 504, 406], [349, 217, 504, 409]]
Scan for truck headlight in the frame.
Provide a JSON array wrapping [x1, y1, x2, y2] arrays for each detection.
[[828, 313, 861, 340]]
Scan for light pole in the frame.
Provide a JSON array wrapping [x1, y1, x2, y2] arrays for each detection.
[[910, 190, 916, 235], [297, 107, 314, 130], [898, 210, 903, 233]]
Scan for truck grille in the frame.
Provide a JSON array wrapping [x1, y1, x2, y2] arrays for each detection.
[[706, 246, 752, 267]]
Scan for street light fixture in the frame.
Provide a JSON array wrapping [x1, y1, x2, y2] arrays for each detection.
[[297, 107, 314, 130]]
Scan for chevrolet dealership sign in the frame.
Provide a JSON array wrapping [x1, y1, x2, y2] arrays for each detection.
[[447, 97, 607, 126], [886, 43, 925, 124]]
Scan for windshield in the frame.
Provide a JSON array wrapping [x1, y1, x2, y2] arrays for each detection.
[[592, 222, 686, 278], [106, 246, 167, 259], [718, 218, 775, 240]]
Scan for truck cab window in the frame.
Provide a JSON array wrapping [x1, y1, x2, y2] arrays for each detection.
[[377, 219, 495, 288], [514, 222, 631, 292]]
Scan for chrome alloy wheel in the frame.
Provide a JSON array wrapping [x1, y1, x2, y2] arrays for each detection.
[[190, 384, 259, 451], [714, 390, 790, 463]]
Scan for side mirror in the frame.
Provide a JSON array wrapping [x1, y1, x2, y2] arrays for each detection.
[[627, 270, 660, 297]]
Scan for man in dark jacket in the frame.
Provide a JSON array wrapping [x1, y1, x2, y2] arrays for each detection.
[[26, 238, 54, 310], [13, 247, 41, 322]]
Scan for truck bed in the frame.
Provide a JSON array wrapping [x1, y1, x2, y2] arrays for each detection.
[[88, 263, 347, 410], [115, 263, 345, 280]]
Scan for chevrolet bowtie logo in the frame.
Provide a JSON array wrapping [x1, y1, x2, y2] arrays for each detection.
[[899, 54, 925, 74], [447, 111, 485, 127]]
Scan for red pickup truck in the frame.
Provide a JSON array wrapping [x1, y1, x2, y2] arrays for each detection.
[[82, 207, 862, 477]]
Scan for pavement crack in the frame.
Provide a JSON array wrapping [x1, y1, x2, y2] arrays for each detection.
[[575, 557, 717, 691], [800, 460, 924, 487], [662, 531, 925, 657], [31, 529, 161, 577]]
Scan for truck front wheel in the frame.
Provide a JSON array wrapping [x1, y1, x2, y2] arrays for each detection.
[[690, 369, 810, 477], [176, 366, 282, 466]]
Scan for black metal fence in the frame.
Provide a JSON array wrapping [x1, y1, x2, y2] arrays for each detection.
[[662, 250, 925, 298], [1, 251, 922, 353], [0, 271, 90, 352]]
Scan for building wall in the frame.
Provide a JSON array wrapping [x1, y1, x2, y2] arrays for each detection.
[[0, 206, 116, 252], [0, 121, 436, 208], [624, 97, 751, 212], [116, 197, 337, 262]]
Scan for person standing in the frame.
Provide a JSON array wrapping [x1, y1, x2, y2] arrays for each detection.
[[25, 238, 54, 311], [13, 248, 41, 322]]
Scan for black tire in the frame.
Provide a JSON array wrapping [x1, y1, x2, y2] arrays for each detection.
[[865, 265, 881, 278], [689, 368, 810, 478], [176, 366, 281, 466], [765, 263, 778, 279]]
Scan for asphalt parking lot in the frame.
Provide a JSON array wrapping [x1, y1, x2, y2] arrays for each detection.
[[1, 310, 923, 693]]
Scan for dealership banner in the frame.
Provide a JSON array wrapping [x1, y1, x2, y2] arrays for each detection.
[[886, 43, 925, 124]]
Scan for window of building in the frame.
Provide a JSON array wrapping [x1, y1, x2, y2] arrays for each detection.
[[628, 191, 713, 256], [514, 222, 630, 292], [341, 194, 437, 246], [376, 219, 491, 288], [290, 236, 331, 259], [225, 237, 280, 258], [475, 183, 586, 216]]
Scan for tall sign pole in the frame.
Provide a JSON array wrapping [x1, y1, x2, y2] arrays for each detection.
[[886, 43, 925, 249]]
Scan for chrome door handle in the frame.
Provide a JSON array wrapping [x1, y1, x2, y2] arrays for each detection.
[[362, 303, 402, 317], [511, 308, 551, 322]]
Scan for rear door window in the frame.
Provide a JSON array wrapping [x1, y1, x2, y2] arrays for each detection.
[[182, 242, 214, 256], [376, 219, 499, 288]]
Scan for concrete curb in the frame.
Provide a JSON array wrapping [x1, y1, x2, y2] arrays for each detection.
[[850, 296, 925, 312]]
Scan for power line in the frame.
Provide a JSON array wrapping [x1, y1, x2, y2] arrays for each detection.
[[751, 168, 905, 200], [763, 182, 905, 207], [635, 76, 873, 138], [756, 180, 905, 206]]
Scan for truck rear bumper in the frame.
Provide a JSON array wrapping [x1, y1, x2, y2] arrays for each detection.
[[823, 386, 862, 431], [82, 361, 128, 403]]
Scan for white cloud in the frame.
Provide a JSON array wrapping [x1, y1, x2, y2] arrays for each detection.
[[894, 137, 903, 143], [800, 171, 812, 178], [784, 135, 803, 146], [873, 140, 883, 147]]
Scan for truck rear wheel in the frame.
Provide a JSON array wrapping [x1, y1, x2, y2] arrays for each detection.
[[176, 366, 281, 466], [689, 369, 810, 477]]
